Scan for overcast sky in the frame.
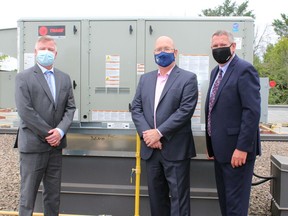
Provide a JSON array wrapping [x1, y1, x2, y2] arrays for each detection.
[[1, 0, 286, 30]]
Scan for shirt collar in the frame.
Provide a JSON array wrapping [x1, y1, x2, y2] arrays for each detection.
[[157, 65, 175, 77], [37, 63, 54, 74]]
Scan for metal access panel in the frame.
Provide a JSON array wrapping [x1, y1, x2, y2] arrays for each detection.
[[145, 18, 254, 71], [0, 28, 17, 109], [86, 20, 137, 122], [0, 71, 16, 108], [271, 155, 288, 216], [144, 18, 254, 125], [260, 77, 269, 123], [82, 20, 137, 127], [0, 28, 17, 58], [17, 20, 81, 120]]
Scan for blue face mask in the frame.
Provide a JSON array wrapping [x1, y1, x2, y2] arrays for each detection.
[[36, 50, 55, 67], [154, 52, 175, 67]]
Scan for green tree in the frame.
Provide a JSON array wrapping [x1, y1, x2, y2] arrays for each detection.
[[0, 54, 8, 61], [200, 0, 255, 18], [257, 38, 288, 104], [272, 13, 288, 38]]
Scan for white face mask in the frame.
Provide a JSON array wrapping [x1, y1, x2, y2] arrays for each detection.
[[36, 50, 55, 67]]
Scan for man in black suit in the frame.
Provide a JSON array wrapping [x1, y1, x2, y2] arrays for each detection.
[[205, 30, 261, 216], [131, 36, 198, 216]]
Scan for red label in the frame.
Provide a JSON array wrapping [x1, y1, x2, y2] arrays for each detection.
[[38, 26, 65, 37]]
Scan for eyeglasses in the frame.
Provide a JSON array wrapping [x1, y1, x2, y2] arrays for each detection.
[[154, 47, 175, 54]]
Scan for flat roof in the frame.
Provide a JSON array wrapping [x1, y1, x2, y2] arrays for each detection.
[[17, 16, 254, 22]]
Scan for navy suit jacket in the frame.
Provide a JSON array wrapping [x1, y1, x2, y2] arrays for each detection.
[[131, 65, 198, 161], [205, 55, 261, 163]]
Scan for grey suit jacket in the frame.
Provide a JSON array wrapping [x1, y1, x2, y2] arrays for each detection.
[[131, 65, 198, 161], [15, 64, 76, 153]]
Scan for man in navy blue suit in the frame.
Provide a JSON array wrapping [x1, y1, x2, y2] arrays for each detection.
[[132, 36, 198, 216], [205, 30, 261, 216]]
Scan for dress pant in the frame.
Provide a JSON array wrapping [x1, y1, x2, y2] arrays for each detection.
[[19, 148, 62, 216], [146, 150, 191, 216], [214, 159, 255, 216]]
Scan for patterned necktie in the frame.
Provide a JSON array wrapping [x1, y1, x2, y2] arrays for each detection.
[[207, 69, 223, 136], [44, 71, 56, 101]]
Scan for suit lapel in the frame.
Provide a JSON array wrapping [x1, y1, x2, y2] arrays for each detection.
[[158, 66, 180, 104], [213, 55, 239, 105], [147, 71, 158, 113], [34, 65, 55, 106], [54, 69, 61, 106]]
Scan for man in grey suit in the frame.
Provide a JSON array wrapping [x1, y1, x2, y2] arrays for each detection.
[[131, 36, 198, 216], [15, 35, 76, 216]]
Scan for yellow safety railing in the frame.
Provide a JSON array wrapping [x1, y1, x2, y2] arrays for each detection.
[[131, 133, 141, 216]]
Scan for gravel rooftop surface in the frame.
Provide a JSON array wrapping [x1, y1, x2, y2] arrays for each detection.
[[0, 134, 287, 215]]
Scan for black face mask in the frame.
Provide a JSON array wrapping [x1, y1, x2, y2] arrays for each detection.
[[212, 44, 233, 64]]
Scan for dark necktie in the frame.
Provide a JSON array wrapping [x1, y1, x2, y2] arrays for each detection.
[[44, 71, 56, 101], [207, 69, 223, 136]]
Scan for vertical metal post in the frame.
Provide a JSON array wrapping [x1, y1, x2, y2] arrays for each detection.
[[134, 134, 141, 216]]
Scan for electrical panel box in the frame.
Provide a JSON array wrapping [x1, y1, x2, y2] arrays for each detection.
[[17, 17, 263, 130], [0, 71, 16, 108]]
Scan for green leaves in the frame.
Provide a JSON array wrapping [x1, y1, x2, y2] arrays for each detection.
[[200, 0, 255, 18], [255, 38, 288, 104], [272, 13, 288, 38], [0, 54, 8, 61]]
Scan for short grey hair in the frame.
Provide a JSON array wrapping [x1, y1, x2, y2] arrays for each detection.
[[35, 35, 57, 51], [212, 30, 235, 43]]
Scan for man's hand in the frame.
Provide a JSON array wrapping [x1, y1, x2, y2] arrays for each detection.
[[45, 129, 61, 147], [143, 129, 161, 145], [148, 140, 163, 149], [143, 129, 162, 149], [231, 149, 247, 168], [206, 150, 214, 160]]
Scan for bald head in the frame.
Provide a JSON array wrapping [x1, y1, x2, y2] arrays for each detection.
[[155, 36, 175, 50], [153, 36, 177, 71]]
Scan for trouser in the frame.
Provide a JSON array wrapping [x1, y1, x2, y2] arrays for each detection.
[[214, 159, 255, 216], [19, 148, 62, 216], [146, 150, 191, 216]]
